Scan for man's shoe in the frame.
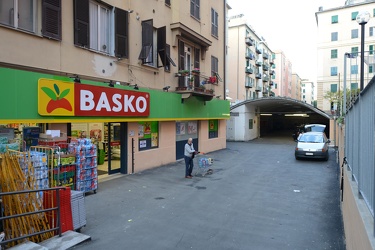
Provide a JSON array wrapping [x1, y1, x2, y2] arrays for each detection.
[[185, 176, 192, 179]]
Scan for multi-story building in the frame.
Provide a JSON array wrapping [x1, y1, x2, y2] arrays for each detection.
[[291, 73, 303, 100], [0, 0, 229, 176], [316, 0, 375, 113], [273, 50, 293, 98], [227, 14, 275, 103], [301, 81, 315, 105]]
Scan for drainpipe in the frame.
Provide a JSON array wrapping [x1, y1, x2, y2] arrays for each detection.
[[224, 0, 228, 100]]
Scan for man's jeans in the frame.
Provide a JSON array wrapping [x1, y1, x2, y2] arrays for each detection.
[[184, 156, 194, 176]]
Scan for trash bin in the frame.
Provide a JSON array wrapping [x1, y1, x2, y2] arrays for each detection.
[[97, 149, 105, 165]]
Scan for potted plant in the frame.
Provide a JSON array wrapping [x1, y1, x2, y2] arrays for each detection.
[[176, 69, 189, 77], [191, 68, 200, 75]]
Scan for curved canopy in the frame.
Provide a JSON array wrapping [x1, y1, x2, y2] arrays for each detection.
[[230, 97, 331, 119]]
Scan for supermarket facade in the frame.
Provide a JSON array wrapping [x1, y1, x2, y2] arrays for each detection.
[[0, 67, 229, 176], [0, 0, 230, 177]]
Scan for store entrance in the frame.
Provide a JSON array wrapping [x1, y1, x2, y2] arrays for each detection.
[[102, 122, 126, 175]]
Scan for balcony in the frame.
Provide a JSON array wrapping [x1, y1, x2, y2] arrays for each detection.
[[255, 73, 262, 79], [255, 46, 262, 54], [255, 60, 262, 66], [269, 70, 275, 75], [269, 81, 274, 86], [262, 53, 269, 60], [255, 86, 262, 92], [269, 58, 274, 65], [245, 66, 253, 74], [245, 52, 255, 60], [262, 74, 269, 82], [263, 63, 269, 71], [245, 77, 254, 88], [245, 37, 254, 46]]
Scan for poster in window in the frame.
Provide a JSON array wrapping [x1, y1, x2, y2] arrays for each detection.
[[138, 124, 144, 137], [188, 122, 197, 134], [176, 122, 186, 135], [151, 133, 158, 147], [139, 140, 147, 148], [144, 122, 151, 135], [209, 120, 215, 130]]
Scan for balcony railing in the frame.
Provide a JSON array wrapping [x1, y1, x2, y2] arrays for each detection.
[[262, 53, 269, 60], [255, 73, 262, 79], [255, 60, 262, 66], [263, 64, 269, 71], [245, 77, 254, 88], [245, 52, 255, 60], [255, 46, 262, 54], [262, 74, 269, 82], [245, 37, 254, 46], [255, 86, 262, 92], [269, 70, 275, 75], [245, 66, 254, 74]]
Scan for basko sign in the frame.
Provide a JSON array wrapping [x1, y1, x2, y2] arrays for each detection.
[[38, 79, 150, 117]]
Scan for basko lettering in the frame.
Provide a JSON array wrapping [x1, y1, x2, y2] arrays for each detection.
[[74, 84, 150, 117], [80, 90, 147, 113]]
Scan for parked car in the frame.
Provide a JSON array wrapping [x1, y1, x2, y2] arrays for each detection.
[[295, 132, 330, 161]]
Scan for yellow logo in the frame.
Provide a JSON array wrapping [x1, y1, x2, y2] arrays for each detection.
[[38, 79, 74, 116]]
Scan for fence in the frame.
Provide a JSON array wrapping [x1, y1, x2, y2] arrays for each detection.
[[344, 75, 375, 226]]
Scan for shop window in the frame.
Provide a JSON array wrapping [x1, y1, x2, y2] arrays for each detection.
[[138, 121, 159, 151], [211, 8, 218, 38], [73, 0, 128, 58], [190, 0, 200, 20], [0, 0, 61, 40], [208, 120, 218, 139]]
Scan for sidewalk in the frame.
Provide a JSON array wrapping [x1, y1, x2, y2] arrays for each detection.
[[73, 139, 345, 250]]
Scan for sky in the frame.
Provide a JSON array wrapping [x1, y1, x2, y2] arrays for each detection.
[[227, 0, 345, 84]]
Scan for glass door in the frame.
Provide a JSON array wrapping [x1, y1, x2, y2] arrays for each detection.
[[105, 123, 121, 174]]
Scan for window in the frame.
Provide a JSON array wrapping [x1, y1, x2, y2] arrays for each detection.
[[138, 121, 159, 151], [351, 65, 358, 74], [275, 83, 277, 89], [248, 119, 253, 130], [177, 40, 200, 88], [331, 49, 338, 59], [74, 0, 128, 58], [211, 8, 218, 37], [370, 26, 374, 36], [351, 47, 358, 57], [331, 32, 338, 41], [351, 83, 358, 90], [331, 15, 338, 23], [331, 84, 338, 93], [209, 120, 218, 138], [369, 65, 374, 73], [352, 11, 358, 21], [165, 0, 171, 6], [0, 0, 61, 40], [139, 20, 175, 69], [351, 29, 358, 39], [330, 66, 338, 76], [190, 0, 200, 20], [370, 45, 374, 55], [211, 56, 218, 76]]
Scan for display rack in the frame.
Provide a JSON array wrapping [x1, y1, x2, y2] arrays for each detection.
[[69, 139, 98, 194]]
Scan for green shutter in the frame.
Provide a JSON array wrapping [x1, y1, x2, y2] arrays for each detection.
[[331, 15, 338, 23], [352, 11, 358, 20], [331, 84, 338, 92], [331, 49, 337, 58], [351, 83, 358, 90]]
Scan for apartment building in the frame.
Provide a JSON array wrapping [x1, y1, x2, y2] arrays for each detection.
[[0, 0, 230, 175], [316, 0, 375, 113], [291, 73, 303, 100], [227, 14, 275, 103], [273, 50, 293, 98], [301, 81, 315, 105]]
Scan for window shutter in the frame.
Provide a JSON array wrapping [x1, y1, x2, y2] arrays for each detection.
[[178, 40, 185, 87], [157, 26, 166, 68], [138, 19, 153, 62], [194, 48, 200, 87], [42, 0, 61, 40], [74, 0, 89, 47], [115, 8, 128, 58]]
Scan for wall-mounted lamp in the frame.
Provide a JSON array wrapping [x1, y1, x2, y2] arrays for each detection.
[[128, 9, 134, 13], [70, 75, 81, 83], [133, 84, 139, 90], [163, 86, 171, 92], [108, 80, 115, 87]]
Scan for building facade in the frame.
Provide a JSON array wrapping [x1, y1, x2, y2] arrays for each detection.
[[0, 0, 230, 176], [316, 0, 375, 113], [291, 73, 303, 100], [227, 15, 275, 103], [301, 81, 315, 105]]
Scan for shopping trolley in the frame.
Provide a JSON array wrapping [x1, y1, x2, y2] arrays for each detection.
[[194, 153, 213, 177]]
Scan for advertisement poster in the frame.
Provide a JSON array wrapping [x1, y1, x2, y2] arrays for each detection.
[[23, 127, 40, 150], [0, 128, 15, 140], [138, 124, 144, 137], [188, 122, 197, 134], [71, 123, 88, 138], [151, 133, 158, 147], [139, 140, 147, 148], [144, 122, 151, 135], [89, 123, 102, 142]]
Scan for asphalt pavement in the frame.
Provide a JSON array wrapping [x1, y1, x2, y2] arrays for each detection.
[[72, 135, 346, 250]]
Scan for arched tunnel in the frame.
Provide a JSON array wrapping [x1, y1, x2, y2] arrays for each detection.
[[229, 97, 332, 140]]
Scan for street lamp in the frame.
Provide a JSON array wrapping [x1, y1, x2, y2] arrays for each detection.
[[356, 11, 370, 91]]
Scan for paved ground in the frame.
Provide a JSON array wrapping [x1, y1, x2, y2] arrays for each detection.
[[72, 136, 346, 250]]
